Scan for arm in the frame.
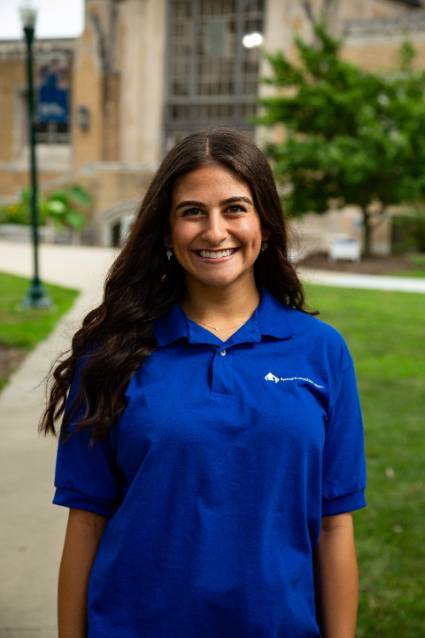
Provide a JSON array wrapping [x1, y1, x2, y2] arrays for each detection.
[[314, 512, 359, 638], [58, 508, 107, 638]]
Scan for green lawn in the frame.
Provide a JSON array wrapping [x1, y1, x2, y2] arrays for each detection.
[[305, 283, 425, 637], [0, 271, 80, 390]]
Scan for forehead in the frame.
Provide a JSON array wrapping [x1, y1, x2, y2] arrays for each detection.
[[171, 164, 252, 203]]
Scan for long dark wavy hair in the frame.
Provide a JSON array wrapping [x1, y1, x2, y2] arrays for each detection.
[[38, 126, 318, 445]]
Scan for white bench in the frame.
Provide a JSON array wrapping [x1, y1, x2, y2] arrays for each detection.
[[328, 237, 362, 262]]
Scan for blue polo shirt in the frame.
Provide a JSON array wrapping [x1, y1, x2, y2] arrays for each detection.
[[53, 285, 367, 638]]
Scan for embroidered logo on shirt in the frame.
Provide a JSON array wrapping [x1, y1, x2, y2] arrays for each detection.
[[264, 372, 325, 389]]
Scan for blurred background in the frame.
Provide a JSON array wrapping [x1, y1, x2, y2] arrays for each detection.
[[0, 1, 424, 636], [1, 0, 425, 254]]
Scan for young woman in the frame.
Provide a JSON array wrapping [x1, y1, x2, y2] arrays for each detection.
[[40, 127, 367, 638]]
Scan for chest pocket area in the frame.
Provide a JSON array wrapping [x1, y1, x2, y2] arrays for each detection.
[[241, 373, 328, 452]]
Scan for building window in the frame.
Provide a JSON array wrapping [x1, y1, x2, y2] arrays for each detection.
[[164, 0, 265, 150]]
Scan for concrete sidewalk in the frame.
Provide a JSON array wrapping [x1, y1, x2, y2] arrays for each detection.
[[297, 266, 425, 293], [0, 240, 423, 636], [0, 242, 118, 637]]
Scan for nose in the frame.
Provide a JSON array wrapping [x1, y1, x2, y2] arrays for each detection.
[[201, 210, 229, 244]]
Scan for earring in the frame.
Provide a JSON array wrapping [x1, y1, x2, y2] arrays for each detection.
[[166, 249, 173, 261], [261, 241, 268, 252]]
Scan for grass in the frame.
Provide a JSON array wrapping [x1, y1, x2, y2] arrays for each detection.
[[0, 271, 80, 390], [305, 283, 425, 638], [389, 253, 425, 278]]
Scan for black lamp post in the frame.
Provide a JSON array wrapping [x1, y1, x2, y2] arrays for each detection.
[[19, 0, 52, 309]]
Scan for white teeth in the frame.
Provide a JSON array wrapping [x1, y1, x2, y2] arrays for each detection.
[[198, 249, 236, 259]]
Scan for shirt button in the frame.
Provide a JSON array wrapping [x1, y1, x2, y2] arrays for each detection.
[[220, 349, 227, 356]]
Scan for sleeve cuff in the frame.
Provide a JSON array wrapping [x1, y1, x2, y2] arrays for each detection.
[[322, 488, 367, 516], [52, 487, 117, 518]]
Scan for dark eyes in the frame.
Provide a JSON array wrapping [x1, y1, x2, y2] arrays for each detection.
[[182, 205, 246, 217]]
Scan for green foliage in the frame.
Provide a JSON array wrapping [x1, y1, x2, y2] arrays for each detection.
[[399, 39, 415, 73], [391, 211, 425, 254], [0, 188, 46, 225], [0, 184, 92, 231], [253, 24, 425, 253]]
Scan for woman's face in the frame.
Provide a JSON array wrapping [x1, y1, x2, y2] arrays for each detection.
[[166, 163, 269, 290]]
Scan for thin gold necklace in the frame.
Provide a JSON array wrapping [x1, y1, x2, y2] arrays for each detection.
[[185, 307, 256, 332], [182, 296, 259, 332], [192, 317, 249, 332]]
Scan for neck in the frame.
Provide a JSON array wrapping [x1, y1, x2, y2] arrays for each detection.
[[180, 280, 261, 325]]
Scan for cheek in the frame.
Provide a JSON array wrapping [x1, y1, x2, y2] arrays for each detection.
[[172, 224, 193, 245], [237, 221, 262, 247]]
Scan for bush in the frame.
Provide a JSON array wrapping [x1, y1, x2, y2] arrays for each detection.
[[0, 185, 91, 231], [0, 189, 47, 225], [391, 212, 425, 254]]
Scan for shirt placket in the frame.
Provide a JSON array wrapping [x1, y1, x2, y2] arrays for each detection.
[[210, 345, 234, 395], [186, 318, 261, 397]]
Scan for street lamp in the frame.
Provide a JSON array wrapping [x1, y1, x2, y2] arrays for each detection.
[[18, 0, 52, 309]]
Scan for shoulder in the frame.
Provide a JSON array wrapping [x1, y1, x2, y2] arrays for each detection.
[[284, 305, 354, 370]]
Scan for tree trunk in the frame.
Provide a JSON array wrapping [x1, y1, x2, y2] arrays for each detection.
[[362, 206, 372, 258]]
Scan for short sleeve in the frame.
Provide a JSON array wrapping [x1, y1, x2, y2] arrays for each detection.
[[322, 355, 367, 516], [52, 354, 122, 518]]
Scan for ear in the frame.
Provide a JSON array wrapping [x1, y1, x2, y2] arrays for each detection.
[[163, 234, 172, 249], [261, 228, 271, 242]]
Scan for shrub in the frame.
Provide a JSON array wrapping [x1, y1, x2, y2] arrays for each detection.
[[391, 212, 425, 254], [0, 185, 91, 231]]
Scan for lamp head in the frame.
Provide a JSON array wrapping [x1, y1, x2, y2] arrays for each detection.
[[242, 32, 263, 49], [18, 0, 38, 29]]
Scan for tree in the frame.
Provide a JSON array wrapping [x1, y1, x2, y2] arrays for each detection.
[[253, 24, 425, 257]]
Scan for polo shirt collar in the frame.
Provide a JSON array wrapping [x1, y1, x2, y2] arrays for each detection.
[[153, 286, 294, 347]]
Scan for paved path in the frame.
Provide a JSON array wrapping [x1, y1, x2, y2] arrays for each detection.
[[0, 242, 118, 637], [297, 267, 425, 293], [0, 240, 423, 636]]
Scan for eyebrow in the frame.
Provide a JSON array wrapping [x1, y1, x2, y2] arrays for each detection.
[[174, 196, 253, 212]]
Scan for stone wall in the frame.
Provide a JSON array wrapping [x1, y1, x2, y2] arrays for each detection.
[[343, 11, 425, 69]]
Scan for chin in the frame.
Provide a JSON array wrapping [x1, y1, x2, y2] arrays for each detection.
[[190, 270, 250, 287]]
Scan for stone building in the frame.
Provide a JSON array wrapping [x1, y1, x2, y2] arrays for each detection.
[[1, 0, 424, 250]]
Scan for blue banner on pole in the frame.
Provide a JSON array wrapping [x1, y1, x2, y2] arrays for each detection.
[[37, 59, 69, 124]]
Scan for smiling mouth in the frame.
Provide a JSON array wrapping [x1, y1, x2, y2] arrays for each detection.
[[192, 247, 241, 261], [192, 247, 240, 253]]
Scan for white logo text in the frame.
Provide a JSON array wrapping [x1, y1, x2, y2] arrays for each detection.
[[264, 372, 324, 389]]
